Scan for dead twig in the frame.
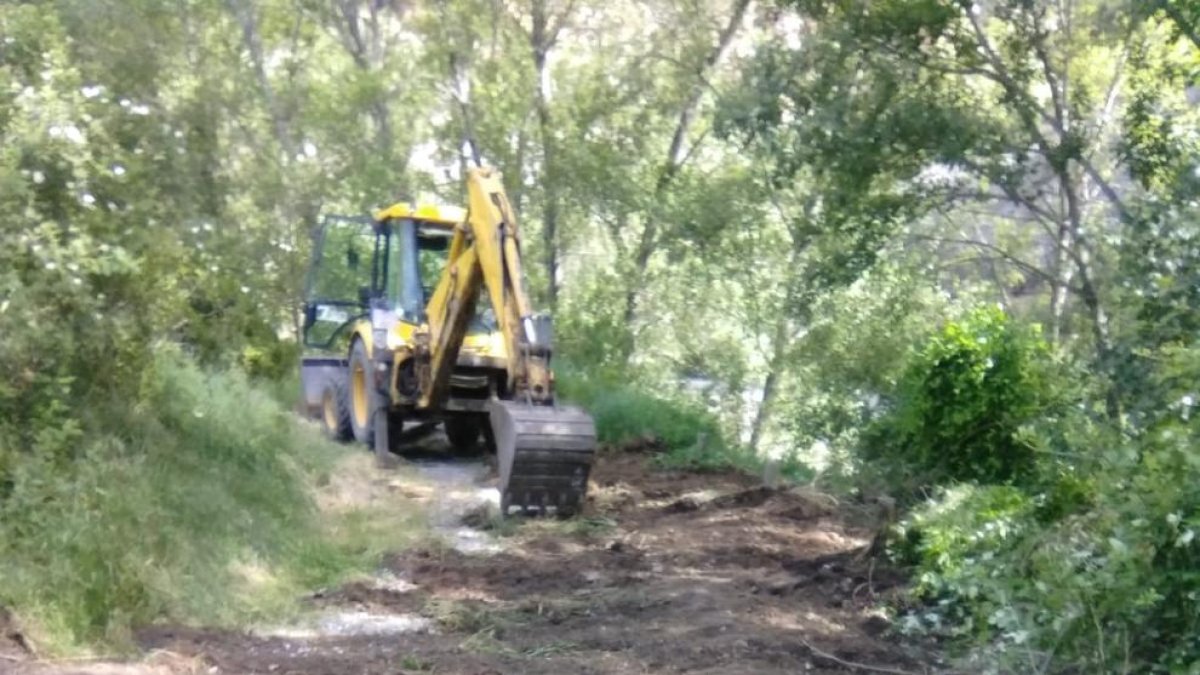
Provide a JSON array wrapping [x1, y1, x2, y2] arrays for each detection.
[[852, 557, 879, 603], [801, 638, 921, 675]]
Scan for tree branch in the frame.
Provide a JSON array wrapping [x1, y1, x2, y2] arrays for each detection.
[[801, 638, 923, 675], [913, 230, 1079, 292], [1158, 0, 1200, 51]]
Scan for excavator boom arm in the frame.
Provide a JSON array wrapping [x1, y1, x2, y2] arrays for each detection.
[[421, 167, 551, 409], [416, 167, 592, 516]]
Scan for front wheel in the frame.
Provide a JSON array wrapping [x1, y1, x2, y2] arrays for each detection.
[[348, 339, 375, 446]]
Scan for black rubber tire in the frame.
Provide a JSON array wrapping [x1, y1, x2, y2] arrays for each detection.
[[445, 416, 484, 455], [320, 379, 353, 442], [386, 410, 409, 456], [348, 339, 375, 447], [481, 417, 497, 455]]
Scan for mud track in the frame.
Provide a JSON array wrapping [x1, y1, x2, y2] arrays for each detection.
[[19, 448, 942, 675]]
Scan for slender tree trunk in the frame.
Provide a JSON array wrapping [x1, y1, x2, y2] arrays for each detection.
[[749, 203, 812, 453], [621, 0, 753, 333], [1048, 218, 1071, 345], [332, 0, 396, 163], [749, 319, 788, 453], [229, 0, 296, 161], [1060, 165, 1120, 419], [509, 115, 530, 216], [531, 0, 560, 307]]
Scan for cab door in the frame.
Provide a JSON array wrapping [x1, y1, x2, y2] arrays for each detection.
[[302, 215, 379, 351]]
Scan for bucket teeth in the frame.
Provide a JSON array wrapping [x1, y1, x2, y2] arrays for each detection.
[[488, 399, 596, 517]]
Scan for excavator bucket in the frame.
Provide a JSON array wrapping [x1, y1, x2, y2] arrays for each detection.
[[488, 400, 596, 516]]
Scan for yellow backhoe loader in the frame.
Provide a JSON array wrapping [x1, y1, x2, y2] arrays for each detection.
[[299, 167, 595, 515]]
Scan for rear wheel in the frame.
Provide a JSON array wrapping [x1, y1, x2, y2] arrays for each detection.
[[321, 379, 353, 441], [445, 416, 484, 455], [348, 339, 375, 446]]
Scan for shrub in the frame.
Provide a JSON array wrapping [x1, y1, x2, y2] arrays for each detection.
[[864, 306, 1055, 488], [890, 484, 1037, 640], [889, 343, 1200, 672]]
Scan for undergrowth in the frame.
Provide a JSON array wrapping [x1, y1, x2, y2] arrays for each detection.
[[0, 348, 421, 654], [557, 369, 813, 483]]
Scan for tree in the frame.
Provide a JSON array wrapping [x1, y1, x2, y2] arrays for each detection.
[[724, 0, 1172, 417]]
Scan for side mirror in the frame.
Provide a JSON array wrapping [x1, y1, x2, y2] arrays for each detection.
[[358, 285, 372, 307], [303, 303, 317, 328]]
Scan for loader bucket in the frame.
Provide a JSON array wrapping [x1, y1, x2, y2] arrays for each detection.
[[487, 399, 596, 516]]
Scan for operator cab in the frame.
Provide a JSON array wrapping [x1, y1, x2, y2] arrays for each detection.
[[301, 203, 495, 353]]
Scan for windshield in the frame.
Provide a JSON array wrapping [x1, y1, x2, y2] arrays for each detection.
[[385, 223, 496, 333]]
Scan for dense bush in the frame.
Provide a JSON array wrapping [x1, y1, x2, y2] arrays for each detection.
[[864, 307, 1056, 489], [888, 339, 1200, 673], [890, 484, 1036, 639]]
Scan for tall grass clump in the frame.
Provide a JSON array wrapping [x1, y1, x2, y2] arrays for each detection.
[[0, 348, 390, 652]]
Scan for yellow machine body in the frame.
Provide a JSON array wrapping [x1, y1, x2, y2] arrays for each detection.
[[302, 168, 595, 515]]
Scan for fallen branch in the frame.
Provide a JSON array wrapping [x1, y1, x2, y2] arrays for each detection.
[[802, 639, 921, 675]]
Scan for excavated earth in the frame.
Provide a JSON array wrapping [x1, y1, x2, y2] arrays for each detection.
[[9, 444, 943, 675]]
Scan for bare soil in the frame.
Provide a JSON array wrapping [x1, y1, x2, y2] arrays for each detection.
[[9, 451, 942, 675]]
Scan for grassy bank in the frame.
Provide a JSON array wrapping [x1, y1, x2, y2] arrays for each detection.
[[0, 350, 422, 654]]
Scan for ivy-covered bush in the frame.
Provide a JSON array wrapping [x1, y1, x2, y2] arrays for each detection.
[[864, 307, 1055, 488], [888, 341, 1200, 673], [890, 484, 1036, 639]]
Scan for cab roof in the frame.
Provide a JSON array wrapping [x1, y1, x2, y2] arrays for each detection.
[[373, 202, 466, 228]]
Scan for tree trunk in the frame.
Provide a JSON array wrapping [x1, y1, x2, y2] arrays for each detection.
[[1060, 164, 1120, 419], [332, 0, 395, 162], [1048, 218, 1072, 345], [749, 319, 788, 453], [621, 0, 754, 333], [749, 209, 811, 454], [531, 0, 560, 307]]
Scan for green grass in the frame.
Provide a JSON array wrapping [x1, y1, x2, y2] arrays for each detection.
[[0, 349, 422, 653], [557, 369, 723, 450], [557, 369, 814, 483]]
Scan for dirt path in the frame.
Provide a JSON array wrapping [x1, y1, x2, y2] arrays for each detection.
[[9, 444, 941, 675]]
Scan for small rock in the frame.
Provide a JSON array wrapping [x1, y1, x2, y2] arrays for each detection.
[[665, 496, 700, 513], [861, 614, 892, 637], [459, 502, 498, 528], [711, 486, 775, 509]]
